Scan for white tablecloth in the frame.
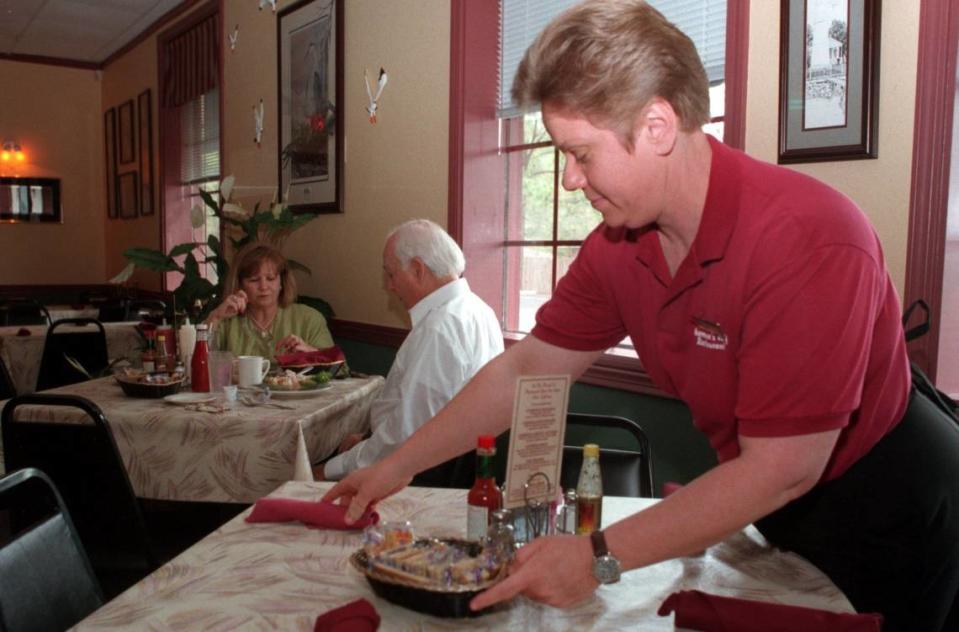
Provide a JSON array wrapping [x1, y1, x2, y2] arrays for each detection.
[[74, 482, 854, 630]]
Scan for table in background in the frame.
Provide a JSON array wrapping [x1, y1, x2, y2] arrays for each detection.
[[4, 375, 384, 503], [74, 481, 854, 630], [45, 304, 101, 321], [0, 321, 142, 395]]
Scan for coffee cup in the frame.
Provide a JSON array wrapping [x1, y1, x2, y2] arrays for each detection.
[[237, 355, 270, 387]]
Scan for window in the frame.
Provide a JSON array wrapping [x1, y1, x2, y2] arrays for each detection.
[[450, 0, 748, 393], [157, 3, 221, 292]]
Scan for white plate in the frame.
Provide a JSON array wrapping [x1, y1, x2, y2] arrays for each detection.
[[261, 383, 332, 398], [164, 392, 218, 405]]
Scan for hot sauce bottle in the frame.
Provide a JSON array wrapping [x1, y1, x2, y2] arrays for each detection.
[[467, 435, 503, 540], [575, 443, 603, 535], [190, 323, 211, 392]]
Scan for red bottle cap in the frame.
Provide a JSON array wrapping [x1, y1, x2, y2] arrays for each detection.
[[477, 435, 495, 450]]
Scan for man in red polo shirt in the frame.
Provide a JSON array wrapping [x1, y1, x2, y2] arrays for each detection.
[[326, 2, 959, 630]]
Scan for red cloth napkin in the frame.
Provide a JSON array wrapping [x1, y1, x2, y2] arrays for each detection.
[[275, 346, 346, 367], [658, 590, 883, 632], [314, 598, 380, 632], [245, 497, 378, 530]]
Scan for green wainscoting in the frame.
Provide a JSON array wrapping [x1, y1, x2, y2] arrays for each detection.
[[336, 336, 717, 497]]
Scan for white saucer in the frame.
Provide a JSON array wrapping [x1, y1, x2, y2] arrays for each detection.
[[164, 392, 218, 405]]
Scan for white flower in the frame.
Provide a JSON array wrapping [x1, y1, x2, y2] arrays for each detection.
[[220, 175, 235, 202]]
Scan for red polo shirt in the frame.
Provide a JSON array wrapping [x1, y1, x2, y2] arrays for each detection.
[[533, 136, 910, 482]]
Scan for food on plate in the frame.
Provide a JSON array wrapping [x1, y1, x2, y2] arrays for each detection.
[[362, 538, 506, 590], [115, 367, 184, 385], [263, 369, 331, 391]]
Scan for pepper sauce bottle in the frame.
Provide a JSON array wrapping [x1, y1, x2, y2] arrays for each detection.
[[467, 435, 503, 540]]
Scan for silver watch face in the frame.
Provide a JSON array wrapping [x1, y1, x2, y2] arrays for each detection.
[[592, 554, 621, 584]]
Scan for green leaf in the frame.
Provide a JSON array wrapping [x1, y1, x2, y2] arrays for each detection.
[[123, 248, 180, 272], [108, 262, 136, 284], [287, 258, 312, 276], [298, 294, 335, 320], [169, 242, 201, 258], [198, 189, 220, 214]]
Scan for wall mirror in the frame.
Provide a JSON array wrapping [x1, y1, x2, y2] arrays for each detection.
[[0, 177, 62, 223]]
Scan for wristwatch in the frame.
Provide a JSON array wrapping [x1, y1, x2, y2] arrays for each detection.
[[589, 530, 622, 584]]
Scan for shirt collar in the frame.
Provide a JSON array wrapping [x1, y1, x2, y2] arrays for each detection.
[[409, 277, 470, 327]]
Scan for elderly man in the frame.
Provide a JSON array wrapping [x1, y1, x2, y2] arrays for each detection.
[[315, 219, 503, 482]]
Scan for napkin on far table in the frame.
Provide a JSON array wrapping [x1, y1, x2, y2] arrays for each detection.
[[658, 590, 883, 632], [314, 598, 380, 632], [245, 497, 379, 530]]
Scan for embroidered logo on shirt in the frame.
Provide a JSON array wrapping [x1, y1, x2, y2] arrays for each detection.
[[691, 316, 728, 351]]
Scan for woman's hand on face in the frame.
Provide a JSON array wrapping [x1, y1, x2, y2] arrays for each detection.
[[470, 534, 598, 611], [275, 335, 317, 355]]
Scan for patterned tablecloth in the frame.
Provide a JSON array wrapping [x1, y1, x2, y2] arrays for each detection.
[[4, 376, 384, 503], [0, 322, 142, 395], [74, 482, 854, 630]]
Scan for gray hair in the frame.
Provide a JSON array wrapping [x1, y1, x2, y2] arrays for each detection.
[[387, 219, 465, 279]]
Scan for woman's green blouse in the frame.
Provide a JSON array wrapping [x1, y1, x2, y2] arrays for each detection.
[[214, 303, 334, 361]]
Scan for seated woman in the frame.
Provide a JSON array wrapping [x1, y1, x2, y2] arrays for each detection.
[[205, 242, 334, 360]]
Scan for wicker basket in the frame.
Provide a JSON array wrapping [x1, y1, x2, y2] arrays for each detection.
[[114, 375, 183, 398]]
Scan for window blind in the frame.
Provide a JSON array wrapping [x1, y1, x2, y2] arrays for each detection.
[[179, 89, 220, 185], [499, 0, 727, 117]]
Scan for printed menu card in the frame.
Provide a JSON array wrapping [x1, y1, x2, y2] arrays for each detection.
[[503, 375, 570, 509]]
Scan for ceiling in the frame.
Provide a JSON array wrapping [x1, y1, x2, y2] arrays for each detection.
[[0, 0, 188, 65]]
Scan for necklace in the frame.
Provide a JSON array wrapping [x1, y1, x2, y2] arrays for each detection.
[[246, 311, 277, 340]]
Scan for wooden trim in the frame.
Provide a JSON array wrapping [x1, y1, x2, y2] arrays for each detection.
[[332, 319, 669, 398], [447, 0, 467, 244], [722, 0, 749, 150], [904, 1, 959, 379], [0, 52, 99, 70]]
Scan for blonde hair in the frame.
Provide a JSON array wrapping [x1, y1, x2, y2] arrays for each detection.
[[223, 242, 297, 307], [512, 0, 710, 141]]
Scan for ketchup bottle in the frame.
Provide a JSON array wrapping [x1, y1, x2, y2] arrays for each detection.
[[190, 323, 211, 392], [467, 435, 503, 540]]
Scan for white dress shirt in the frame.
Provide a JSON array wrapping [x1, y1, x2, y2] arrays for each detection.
[[323, 278, 503, 480]]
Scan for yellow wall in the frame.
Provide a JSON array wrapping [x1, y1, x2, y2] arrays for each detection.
[[0, 61, 105, 284], [745, 0, 919, 294], [221, 0, 450, 327]]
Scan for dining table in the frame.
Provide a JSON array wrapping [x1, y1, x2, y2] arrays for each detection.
[[0, 321, 143, 395], [72, 481, 855, 630], [2, 375, 385, 503]]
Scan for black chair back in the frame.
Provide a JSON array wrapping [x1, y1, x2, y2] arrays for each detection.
[[0, 298, 51, 327], [560, 413, 654, 497], [0, 467, 103, 631], [35, 318, 108, 392], [2, 394, 160, 598], [0, 359, 16, 400]]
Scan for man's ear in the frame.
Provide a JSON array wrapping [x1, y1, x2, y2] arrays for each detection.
[[634, 97, 678, 156], [410, 257, 428, 281]]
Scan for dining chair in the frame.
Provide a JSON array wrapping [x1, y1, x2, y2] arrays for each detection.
[[1, 394, 161, 599], [81, 290, 128, 323], [35, 317, 108, 392], [0, 467, 104, 632], [560, 413, 655, 498], [0, 298, 51, 327]]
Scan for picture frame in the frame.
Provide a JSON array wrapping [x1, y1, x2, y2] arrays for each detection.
[[277, 0, 344, 214], [118, 171, 139, 219], [778, 0, 881, 163], [118, 100, 136, 165], [104, 108, 118, 219], [138, 89, 154, 216]]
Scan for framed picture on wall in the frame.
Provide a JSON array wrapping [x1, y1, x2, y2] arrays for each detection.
[[778, 0, 881, 163], [118, 99, 136, 165], [277, 0, 344, 214], [104, 108, 118, 219], [138, 89, 154, 216], [118, 171, 139, 219]]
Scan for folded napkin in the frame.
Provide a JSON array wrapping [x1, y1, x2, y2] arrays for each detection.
[[658, 590, 883, 632], [314, 598, 380, 632], [275, 346, 346, 367], [246, 497, 379, 530]]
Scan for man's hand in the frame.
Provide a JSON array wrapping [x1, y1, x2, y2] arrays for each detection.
[[321, 462, 411, 524], [312, 464, 327, 481], [470, 534, 598, 611], [337, 433, 364, 454]]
